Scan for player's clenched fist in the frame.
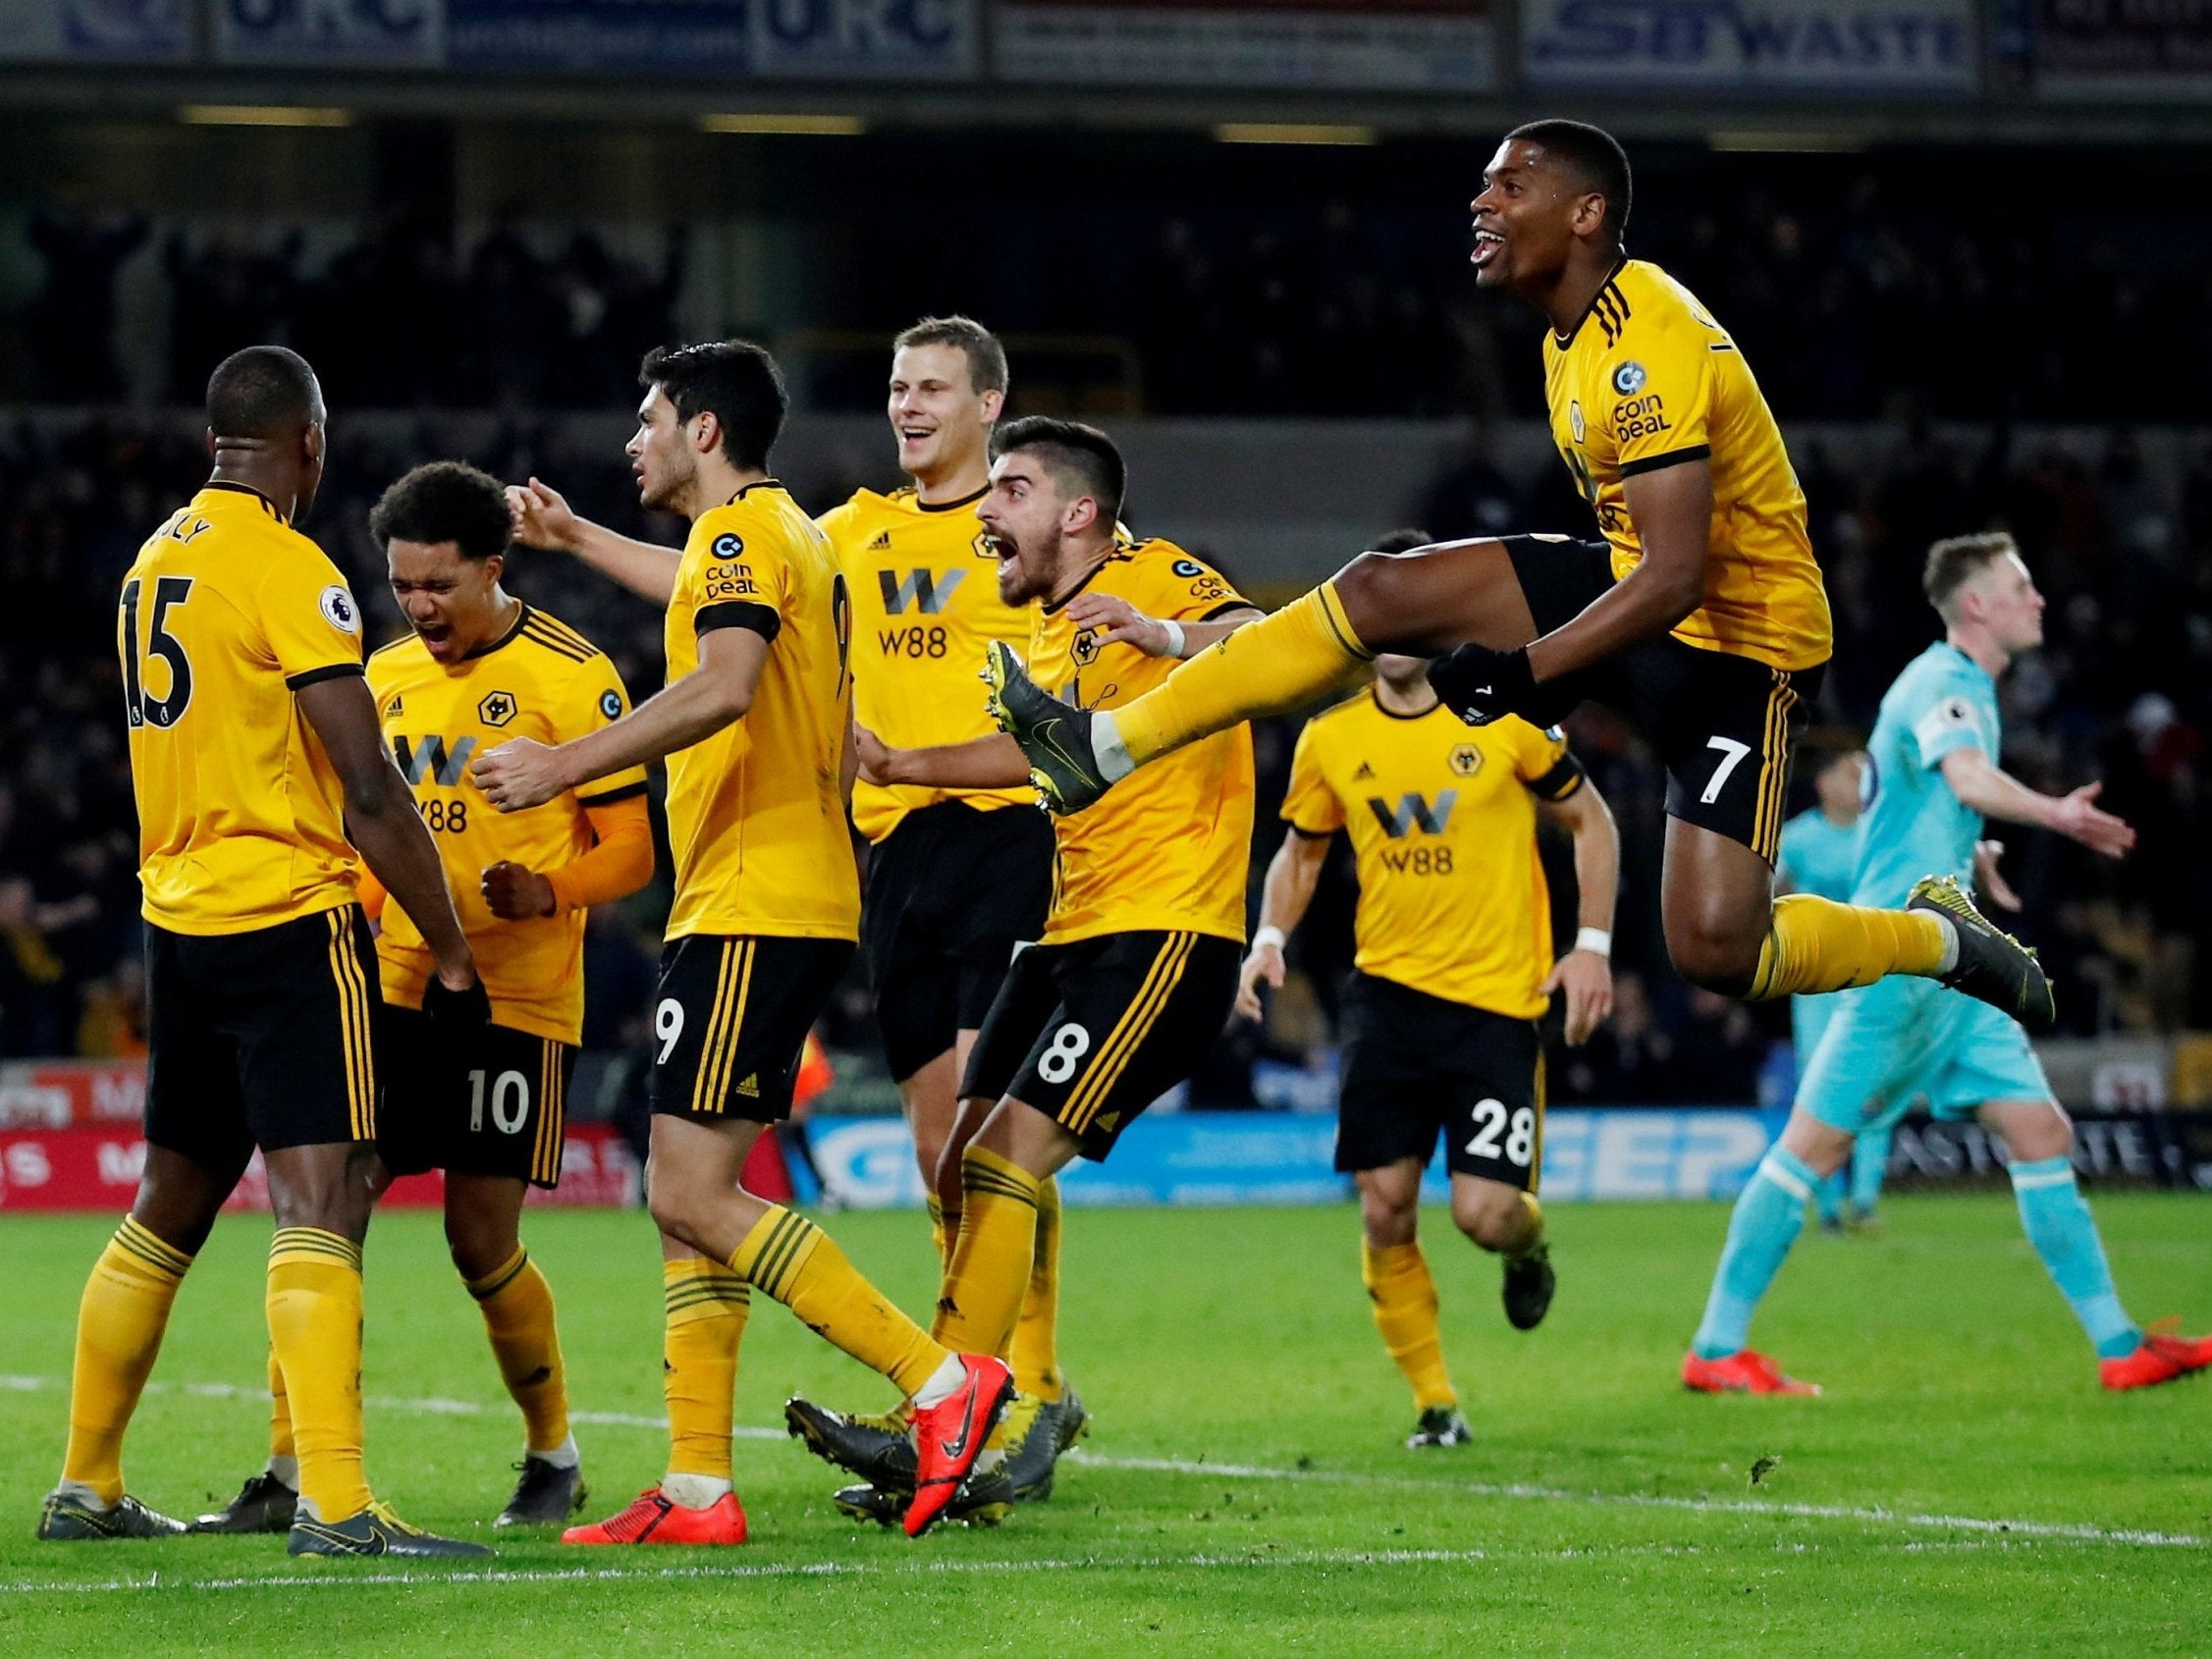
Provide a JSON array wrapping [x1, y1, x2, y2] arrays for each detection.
[[506, 476, 577, 551], [481, 859, 557, 920], [472, 738, 567, 813]]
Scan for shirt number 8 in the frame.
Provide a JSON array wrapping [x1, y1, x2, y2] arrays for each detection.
[[1037, 1022, 1092, 1084]]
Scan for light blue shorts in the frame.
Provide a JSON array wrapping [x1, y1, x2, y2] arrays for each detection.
[[1798, 975, 2054, 1136]]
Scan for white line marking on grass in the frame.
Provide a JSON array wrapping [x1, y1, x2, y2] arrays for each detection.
[[0, 1539, 2113, 1598], [5, 1374, 2201, 1551]]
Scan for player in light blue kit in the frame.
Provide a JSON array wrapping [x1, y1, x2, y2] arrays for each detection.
[[1683, 532, 2212, 1395], [1774, 748, 1878, 1231]]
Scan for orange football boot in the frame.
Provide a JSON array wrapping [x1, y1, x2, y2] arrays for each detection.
[[2100, 1323, 2212, 1392], [1681, 1349, 1822, 1396], [562, 1487, 748, 1546], [903, 1355, 1015, 1538]]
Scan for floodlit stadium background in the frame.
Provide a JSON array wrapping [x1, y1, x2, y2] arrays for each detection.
[[3, 0, 2211, 1208]]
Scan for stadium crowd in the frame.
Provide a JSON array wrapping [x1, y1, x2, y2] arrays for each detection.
[[2, 406, 2202, 1091]]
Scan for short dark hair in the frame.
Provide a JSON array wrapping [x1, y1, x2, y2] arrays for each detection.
[[1367, 527, 1433, 557], [1923, 531, 2019, 617], [994, 416, 1126, 524], [639, 340, 787, 472], [368, 460, 513, 562], [1506, 119, 1633, 241], [206, 345, 323, 439], [894, 314, 1008, 397]]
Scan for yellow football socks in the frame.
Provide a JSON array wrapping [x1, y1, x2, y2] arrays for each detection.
[[1747, 893, 1950, 1000], [1362, 1240, 1456, 1413], [60, 1217, 191, 1505], [467, 1247, 569, 1458], [1009, 1174, 1065, 1403], [1109, 584, 1371, 768], [662, 1258, 749, 1481], [265, 1227, 371, 1524], [935, 1146, 1043, 1363], [929, 1194, 959, 1277], [267, 1346, 295, 1466], [729, 1205, 946, 1399]]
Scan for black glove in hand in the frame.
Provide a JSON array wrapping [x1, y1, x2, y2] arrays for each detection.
[[1427, 642, 1539, 726], [420, 973, 491, 1028]]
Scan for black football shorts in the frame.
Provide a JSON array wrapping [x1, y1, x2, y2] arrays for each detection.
[[650, 934, 854, 1123]]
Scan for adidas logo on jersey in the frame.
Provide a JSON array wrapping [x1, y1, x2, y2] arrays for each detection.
[[734, 1074, 760, 1098], [383, 694, 404, 718], [867, 530, 891, 551], [1353, 762, 1376, 779]]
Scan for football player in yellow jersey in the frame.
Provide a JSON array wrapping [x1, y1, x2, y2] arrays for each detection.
[[1240, 568, 1620, 1450], [794, 418, 1261, 1528], [44, 347, 490, 1559], [191, 460, 655, 1537], [790, 317, 1084, 1510], [985, 119, 2055, 1050], [477, 341, 1011, 1543]]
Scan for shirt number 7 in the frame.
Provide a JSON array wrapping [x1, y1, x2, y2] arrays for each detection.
[[1700, 736, 1753, 804]]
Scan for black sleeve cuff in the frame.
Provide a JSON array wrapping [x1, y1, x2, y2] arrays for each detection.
[[1201, 599, 1258, 622], [1530, 757, 1587, 801], [286, 663, 364, 691], [578, 780, 649, 807], [1285, 822, 1336, 840], [695, 601, 782, 642], [1618, 444, 1711, 479]]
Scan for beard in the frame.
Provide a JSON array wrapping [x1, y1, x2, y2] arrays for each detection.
[[638, 453, 693, 514]]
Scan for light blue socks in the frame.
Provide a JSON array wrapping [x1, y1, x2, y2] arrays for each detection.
[[1693, 1147, 1816, 1359], [2010, 1155, 2139, 1359]]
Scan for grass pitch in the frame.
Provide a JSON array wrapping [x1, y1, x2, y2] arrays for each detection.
[[1, 1194, 2207, 1655]]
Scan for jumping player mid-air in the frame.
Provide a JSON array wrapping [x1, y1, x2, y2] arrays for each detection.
[[982, 119, 2053, 1040], [1684, 533, 2211, 1396]]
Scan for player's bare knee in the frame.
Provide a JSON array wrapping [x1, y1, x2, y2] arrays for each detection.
[[1360, 1194, 1419, 1250], [1990, 1101, 2074, 1164], [644, 1166, 711, 1255], [1452, 1186, 1525, 1253], [266, 1145, 374, 1240], [443, 1205, 518, 1283], [1668, 924, 1761, 996]]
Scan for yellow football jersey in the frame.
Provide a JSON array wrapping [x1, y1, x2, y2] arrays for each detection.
[[120, 483, 366, 936], [1543, 258, 1832, 673], [1032, 540, 1256, 945], [820, 485, 1035, 842], [1282, 695, 1584, 1019], [663, 482, 861, 942], [368, 606, 644, 1044]]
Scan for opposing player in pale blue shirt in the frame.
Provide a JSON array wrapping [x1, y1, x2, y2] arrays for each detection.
[[1684, 532, 2212, 1395], [1774, 750, 1878, 1231]]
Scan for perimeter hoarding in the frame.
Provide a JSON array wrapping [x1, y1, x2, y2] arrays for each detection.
[[1520, 0, 1978, 90], [0, 0, 189, 61], [2011, 0, 2212, 99], [995, 0, 1496, 91], [209, 0, 977, 76]]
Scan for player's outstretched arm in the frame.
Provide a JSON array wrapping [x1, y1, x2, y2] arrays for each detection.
[[298, 673, 477, 991], [1064, 592, 1263, 660], [1236, 830, 1328, 1021], [854, 725, 1029, 790], [1538, 779, 1620, 1044], [1938, 750, 2136, 860], [1526, 458, 1712, 686], [475, 624, 767, 812], [508, 476, 679, 607]]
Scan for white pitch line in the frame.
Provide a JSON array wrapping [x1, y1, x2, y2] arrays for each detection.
[[4, 1374, 2202, 1551], [0, 1538, 2111, 1599]]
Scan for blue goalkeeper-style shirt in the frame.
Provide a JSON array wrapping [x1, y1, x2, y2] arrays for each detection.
[[1853, 641, 1997, 907]]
